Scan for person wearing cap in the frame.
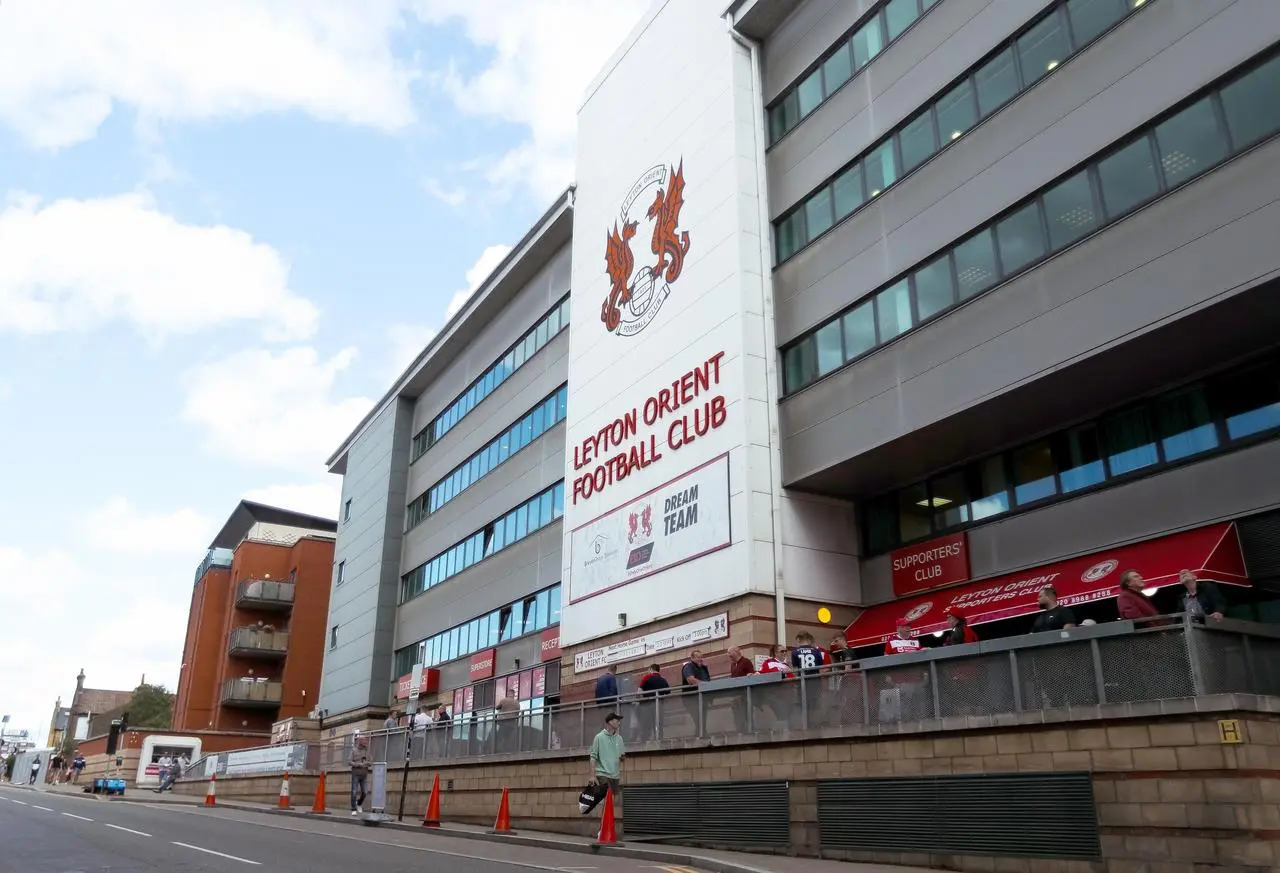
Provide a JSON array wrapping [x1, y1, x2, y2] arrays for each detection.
[[941, 605, 979, 646], [884, 618, 923, 655], [589, 712, 626, 803]]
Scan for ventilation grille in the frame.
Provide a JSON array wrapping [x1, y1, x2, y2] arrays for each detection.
[[1239, 511, 1280, 580], [624, 780, 790, 847], [818, 772, 1100, 860]]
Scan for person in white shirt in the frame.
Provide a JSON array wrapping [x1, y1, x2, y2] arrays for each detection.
[[412, 709, 430, 732]]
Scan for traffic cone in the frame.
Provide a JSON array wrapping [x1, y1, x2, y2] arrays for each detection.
[[309, 771, 328, 815], [489, 786, 516, 834], [278, 771, 291, 810], [204, 773, 217, 808], [422, 773, 441, 828], [595, 787, 617, 845]]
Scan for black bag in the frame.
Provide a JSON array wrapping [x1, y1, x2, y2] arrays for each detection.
[[577, 780, 608, 815]]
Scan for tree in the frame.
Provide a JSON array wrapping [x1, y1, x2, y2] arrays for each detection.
[[126, 684, 175, 730]]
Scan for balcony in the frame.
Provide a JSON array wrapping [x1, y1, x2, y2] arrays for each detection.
[[235, 578, 295, 612], [221, 679, 283, 709], [194, 547, 234, 585], [227, 627, 290, 659]]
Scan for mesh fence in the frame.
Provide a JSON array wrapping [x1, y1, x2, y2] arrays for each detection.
[[204, 619, 1277, 773]]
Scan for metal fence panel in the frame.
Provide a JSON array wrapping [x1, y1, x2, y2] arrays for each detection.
[[818, 772, 1100, 860], [625, 781, 789, 847]]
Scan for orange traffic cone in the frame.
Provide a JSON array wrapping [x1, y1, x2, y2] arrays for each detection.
[[596, 787, 617, 845], [489, 786, 516, 835], [278, 771, 292, 810], [422, 773, 441, 828], [309, 771, 328, 815], [204, 773, 217, 807]]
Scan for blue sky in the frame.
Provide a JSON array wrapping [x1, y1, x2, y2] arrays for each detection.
[[0, 0, 648, 739]]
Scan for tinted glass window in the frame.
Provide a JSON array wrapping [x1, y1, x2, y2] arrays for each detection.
[[1012, 441, 1057, 505], [1213, 364, 1280, 440], [851, 17, 884, 69], [875, 280, 912, 343], [842, 301, 877, 359], [884, 0, 917, 42], [784, 339, 816, 394], [975, 48, 1019, 116], [1157, 386, 1218, 462], [1097, 138, 1160, 217], [899, 110, 937, 173], [970, 457, 1010, 520], [864, 140, 897, 197], [776, 213, 804, 261], [815, 320, 844, 376], [897, 483, 932, 542], [797, 69, 824, 117], [929, 471, 970, 529], [865, 496, 899, 554], [804, 187, 834, 240], [1067, 0, 1126, 47], [995, 202, 1046, 274], [953, 229, 999, 300], [1017, 11, 1070, 86], [832, 164, 865, 218], [1155, 97, 1229, 187], [913, 254, 955, 322], [821, 43, 853, 95], [1042, 169, 1099, 249], [936, 79, 977, 143], [1219, 55, 1280, 148], [1104, 407, 1159, 475]]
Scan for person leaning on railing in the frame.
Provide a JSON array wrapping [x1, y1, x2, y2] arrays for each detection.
[[1178, 570, 1226, 623], [1116, 571, 1173, 627]]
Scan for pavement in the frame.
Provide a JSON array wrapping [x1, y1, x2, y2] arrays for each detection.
[[0, 782, 937, 873]]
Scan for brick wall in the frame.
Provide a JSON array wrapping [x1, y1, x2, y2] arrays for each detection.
[[174, 695, 1280, 870]]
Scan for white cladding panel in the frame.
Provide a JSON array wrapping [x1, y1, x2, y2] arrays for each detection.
[[563, 1, 775, 646]]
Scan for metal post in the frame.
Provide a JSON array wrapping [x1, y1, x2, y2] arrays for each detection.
[[1089, 639, 1108, 705], [1184, 613, 1206, 696], [578, 704, 586, 748], [655, 692, 663, 741], [859, 670, 872, 725], [1009, 651, 1023, 712], [928, 662, 942, 720], [799, 675, 809, 731], [697, 691, 706, 737], [745, 685, 755, 734], [396, 733, 411, 822]]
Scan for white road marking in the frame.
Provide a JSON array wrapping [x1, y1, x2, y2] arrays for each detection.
[[10, 799, 27, 805], [172, 842, 261, 865], [62, 812, 94, 821], [33, 805, 54, 811], [104, 823, 152, 837]]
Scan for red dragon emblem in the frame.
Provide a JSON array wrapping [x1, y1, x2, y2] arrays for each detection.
[[640, 504, 653, 539], [627, 511, 638, 544], [600, 159, 692, 337]]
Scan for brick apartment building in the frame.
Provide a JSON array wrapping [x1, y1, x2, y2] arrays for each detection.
[[173, 501, 337, 734]]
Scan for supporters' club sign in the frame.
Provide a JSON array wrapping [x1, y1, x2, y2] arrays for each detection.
[[568, 454, 731, 603], [891, 533, 970, 596]]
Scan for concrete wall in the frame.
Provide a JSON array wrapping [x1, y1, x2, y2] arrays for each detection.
[[320, 399, 413, 716]]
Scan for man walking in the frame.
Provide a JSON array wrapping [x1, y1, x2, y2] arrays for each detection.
[[350, 743, 370, 815], [589, 712, 625, 808]]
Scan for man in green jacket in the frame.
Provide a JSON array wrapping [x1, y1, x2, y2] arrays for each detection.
[[589, 712, 625, 801]]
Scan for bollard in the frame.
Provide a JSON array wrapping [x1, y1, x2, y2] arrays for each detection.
[[204, 773, 217, 808], [489, 786, 516, 835], [595, 787, 617, 845], [278, 771, 291, 810], [310, 771, 328, 815], [422, 773, 442, 828]]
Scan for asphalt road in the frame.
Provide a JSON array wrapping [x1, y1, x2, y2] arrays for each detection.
[[0, 786, 704, 873]]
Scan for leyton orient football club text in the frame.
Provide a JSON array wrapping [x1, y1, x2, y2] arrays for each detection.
[[571, 351, 727, 505]]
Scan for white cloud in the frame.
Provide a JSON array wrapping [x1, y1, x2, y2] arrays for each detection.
[[421, 178, 468, 208], [386, 323, 438, 380], [244, 481, 343, 520], [0, 192, 319, 341], [0, 0, 419, 149], [445, 243, 513, 319], [84, 498, 214, 557], [415, 0, 650, 200], [0, 546, 188, 743], [183, 346, 374, 472]]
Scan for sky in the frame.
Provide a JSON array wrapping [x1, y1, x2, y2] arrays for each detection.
[[0, 0, 649, 742]]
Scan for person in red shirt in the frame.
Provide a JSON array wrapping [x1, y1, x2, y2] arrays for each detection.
[[884, 618, 922, 655], [759, 644, 791, 673], [727, 645, 756, 678], [1116, 570, 1171, 626], [942, 605, 979, 645]]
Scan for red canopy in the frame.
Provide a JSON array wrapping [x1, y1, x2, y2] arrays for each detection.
[[846, 522, 1248, 648]]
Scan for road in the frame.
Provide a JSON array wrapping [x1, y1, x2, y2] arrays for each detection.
[[0, 785, 704, 873]]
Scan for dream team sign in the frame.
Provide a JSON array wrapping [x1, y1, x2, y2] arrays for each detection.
[[568, 453, 731, 603]]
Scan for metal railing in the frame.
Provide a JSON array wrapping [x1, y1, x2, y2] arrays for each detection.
[[227, 627, 290, 657], [235, 579, 295, 611], [317, 614, 1279, 770], [194, 547, 233, 584], [221, 679, 283, 707]]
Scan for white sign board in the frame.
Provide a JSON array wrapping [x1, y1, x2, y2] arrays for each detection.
[[224, 745, 292, 776], [409, 663, 424, 707], [570, 454, 731, 603], [573, 611, 730, 674]]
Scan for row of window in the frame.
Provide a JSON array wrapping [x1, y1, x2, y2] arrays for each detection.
[[393, 584, 562, 676], [406, 385, 568, 530], [410, 296, 570, 462], [399, 481, 566, 604], [774, 0, 1152, 264], [768, 0, 941, 144], [781, 48, 1280, 395], [864, 357, 1280, 554]]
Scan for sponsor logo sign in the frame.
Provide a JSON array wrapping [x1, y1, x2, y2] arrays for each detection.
[[573, 611, 729, 673]]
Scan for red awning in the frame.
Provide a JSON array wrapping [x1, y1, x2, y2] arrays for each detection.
[[846, 522, 1249, 648]]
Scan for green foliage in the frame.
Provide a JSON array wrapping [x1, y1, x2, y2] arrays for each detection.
[[126, 683, 175, 730]]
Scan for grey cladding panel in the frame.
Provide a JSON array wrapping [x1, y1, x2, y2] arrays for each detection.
[[624, 781, 790, 847], [818, 772, 1100, 859]]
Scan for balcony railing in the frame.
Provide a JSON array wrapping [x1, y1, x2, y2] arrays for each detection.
[[317, 614, 1279, 769], [194, 547, 234, 585], [227, 627, 290, 659], [221, 679, 283, 708], [235, 579, 295, 612]]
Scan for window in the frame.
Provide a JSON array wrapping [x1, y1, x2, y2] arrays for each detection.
[[1219, 55, 1280, 149], [842, 301, 877, 360], [804, 187, 834, 240], [1012, 441, 1058, 505], [897, 484, 932, 542], [1156, 387, 1218, 461], [772, 0, 1155, 265], [343, 499, 352, 522], [1057, 425, 1106, 493], [815, 321, 843, 376], [1104, 407, 1158, 476], [330, 626, 338, 650], [335, 561, 345, 585], [1213, 364, 1280, 440], [970, 457, 1010, 520], [928, 471, 970, 529], [410, 296, 569, 461], [821, 43, 853, 95], [796, 69, 823, 118], [780, 44, 1272, 396]]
